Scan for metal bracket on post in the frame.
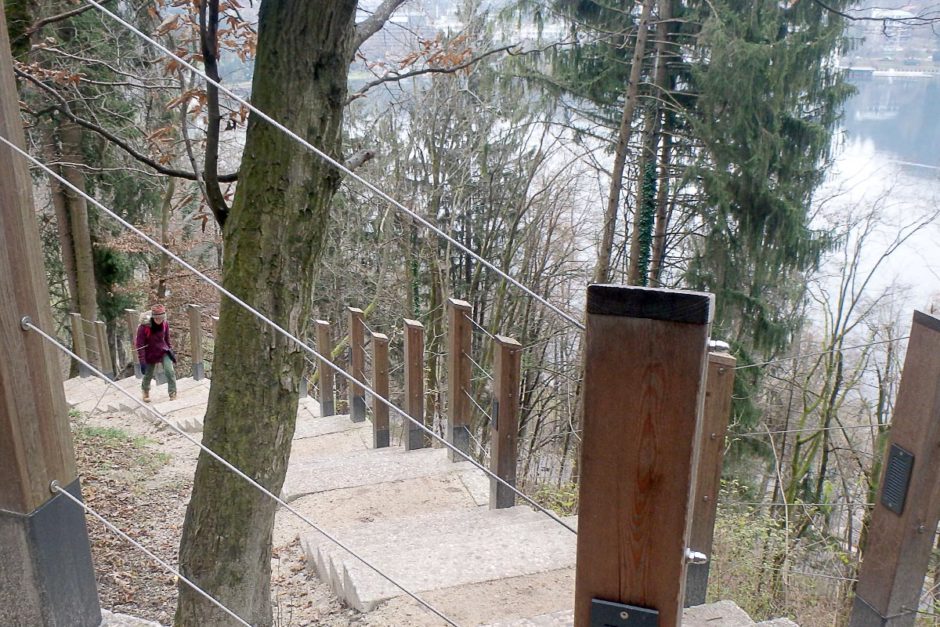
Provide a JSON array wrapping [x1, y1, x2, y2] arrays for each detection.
[[590, 599, 659, 627]]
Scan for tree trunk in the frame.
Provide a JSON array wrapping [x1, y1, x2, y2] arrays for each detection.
[[627, 0, 671, 285], [648, 118, 672, 286], [157, 177, 175, 300], [59, 119, 97, 323], [591, 0, 654, 285], [175, 2, 357, 625], [44, 126, 79, 314]]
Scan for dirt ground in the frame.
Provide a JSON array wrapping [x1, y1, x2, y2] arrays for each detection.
[[72, 407, 421, 627]]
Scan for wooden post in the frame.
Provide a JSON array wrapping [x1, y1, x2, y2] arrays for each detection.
[[347, 307, 366, 422], [402, 319, 426, 450], [315, 320, 335, 417], [124, 308, 141, 378], [371, 332, 390, 448], [447, 298, 472, 462], [574, 285, 712, 627], [850, 311, 940, 627], [188, 304, 204, 381], [69, 312, 90, 378], [685, 351, 736, 607], [81, 318, 99, 369], [94, 321, 114, 380], [490, 335, 522, 509], [0, 5, 101, 621]]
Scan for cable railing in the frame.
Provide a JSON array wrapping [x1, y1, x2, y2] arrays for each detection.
[[50, 481, 251, 626], [28, 320, 461, 627]]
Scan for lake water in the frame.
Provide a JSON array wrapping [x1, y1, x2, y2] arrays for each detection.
[[816, 74, 940, 312]]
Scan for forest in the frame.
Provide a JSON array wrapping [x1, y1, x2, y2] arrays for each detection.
[[4, 0, 940, 625]]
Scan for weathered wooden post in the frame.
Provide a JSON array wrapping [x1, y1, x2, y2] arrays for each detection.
[[69, 312, 90, 378], [187, 304, 204, 381], [447, 298, 472, 461], [850, 311, 940, 627], [371, 332, 390, 448], [316, 320, 335, 417], [403, 319, 426, 450], [490, 335, 522, 509], [685, 350, 737, 607], [124, 308, 141, 378], [348, 307, 366, 422], [93, 320, 115, 380], [574, 285, 712, 627], [0, 7, 101, 621], [81, 318, 99, 369]]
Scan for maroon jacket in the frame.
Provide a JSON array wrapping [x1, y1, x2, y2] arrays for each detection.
[[135, 319, 172, 365]]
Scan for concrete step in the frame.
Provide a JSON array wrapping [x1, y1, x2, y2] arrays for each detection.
[[297, 396, 321, 419], [63, 375, 110, 398], [301, 506, 537, 585], [65, 376, 138, 410], [288, 424, 372, 459], [301, 505, 560, 601], [317, 511, 577, 611], [293, 413, 359, 440], [281, 446, 491, 503], [272, 470, 491, 550]]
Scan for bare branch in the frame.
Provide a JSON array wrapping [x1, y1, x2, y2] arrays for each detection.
[[25, 2, 111, 36], [345, 148, 376, 171], [346, 44, 518, 104], [353, 0, 410, 52], [811, 0, 940, 25], [14, 67, 238, 183], [199, 0, 230, 227]]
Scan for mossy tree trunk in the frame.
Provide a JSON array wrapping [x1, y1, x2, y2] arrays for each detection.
[[174, 1, 357, 625]]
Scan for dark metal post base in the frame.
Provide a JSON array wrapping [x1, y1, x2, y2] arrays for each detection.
[[0, 479, 101, 626]]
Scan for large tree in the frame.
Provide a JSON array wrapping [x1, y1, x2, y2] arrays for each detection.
[[174, 1, 403, 624]]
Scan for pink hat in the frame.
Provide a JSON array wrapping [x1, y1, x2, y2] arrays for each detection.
[[151, 304, 166, 315]]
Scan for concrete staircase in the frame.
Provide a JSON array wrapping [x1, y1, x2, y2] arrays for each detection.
[[63, 374, 798, 626], [301, 505, 577, 611]]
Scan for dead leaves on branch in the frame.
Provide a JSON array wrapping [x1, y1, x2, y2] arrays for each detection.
[[397, 33, 475, 72], [150, 0, 257, 73], [14, 60, 83, 87]]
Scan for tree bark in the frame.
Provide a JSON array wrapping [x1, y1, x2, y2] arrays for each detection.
[[648, 118, 672, 286], [591, 0, 654, 285], [175, 2, 357, 625], [59, 119, 97, 323], [44, 125, 79, 315], [157, 177, 175, 300], [627, 0, 671, 286]]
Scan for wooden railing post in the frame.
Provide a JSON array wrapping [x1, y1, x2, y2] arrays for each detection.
[[371, 332, 390, 448], [315, 320, 335, 416], [0, 9, 101, 620], [447, 298, 472, 462], [403, 319, 426, 450], [490, 335, 522, 509], [69, 312, 90, 377], [188, 304, 204, 380], [850, 311, 940, 627], [94, 320, 114, 379], [347, 307, 366, 422], [574, 285, 712, 627], [124, 308, 141, 378], [685, 350, 736, 607]]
